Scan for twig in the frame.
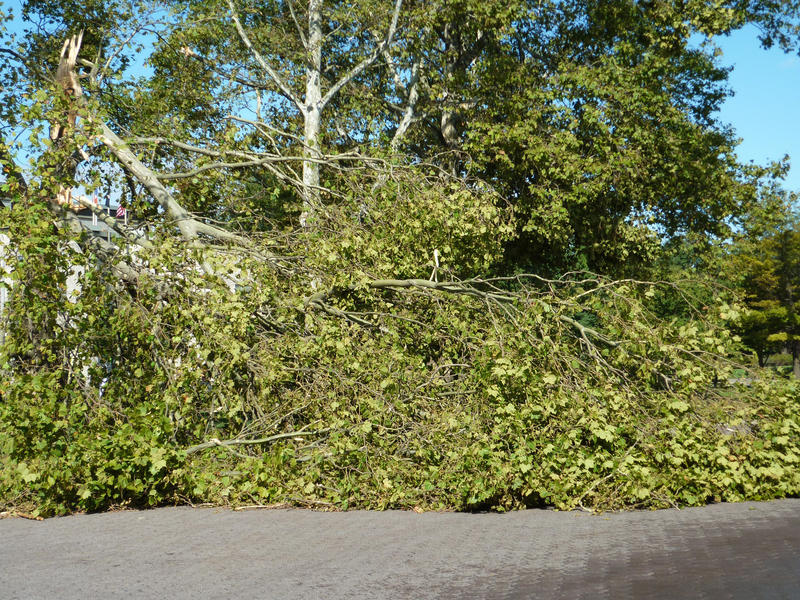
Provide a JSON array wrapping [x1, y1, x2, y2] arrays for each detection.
[[185, 428, 330, 455], [233, 503, 291, 511], [14, 511, 44, 521]]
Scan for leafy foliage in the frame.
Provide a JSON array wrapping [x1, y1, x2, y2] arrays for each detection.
[[2, 0, 800, 516], [2, 196, 799, 516], [726, 198, 800, 372]]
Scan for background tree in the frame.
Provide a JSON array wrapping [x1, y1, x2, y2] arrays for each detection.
[[729, 196, 800, 375]]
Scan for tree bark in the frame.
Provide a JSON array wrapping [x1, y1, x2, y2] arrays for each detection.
[[300, 0, 323, 225], [440, 25, 459, 151], [388, 53, 421, 151]]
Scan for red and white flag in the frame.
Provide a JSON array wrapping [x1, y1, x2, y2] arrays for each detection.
[[116, 204, 127, 224]]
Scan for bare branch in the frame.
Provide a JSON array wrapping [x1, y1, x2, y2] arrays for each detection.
[[156, 157, 275, 179], [307, 276, 621, 347], [319, 0, 403, 110], [227, 0, 305, 113], [126, 137, 224, 157], [185, 428, 329, 455], [390, 55, 422, 150], [178, 46, 281, 92], [126, 131, 359, 198], [89, 119, 255, 248], [96, 27, 144, 84], [92, 120, 199, 241], [286, 0, 309, 50], [225, 115, 306, 146]]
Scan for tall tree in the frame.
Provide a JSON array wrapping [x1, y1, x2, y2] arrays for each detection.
[[730, 197, 800, 376]]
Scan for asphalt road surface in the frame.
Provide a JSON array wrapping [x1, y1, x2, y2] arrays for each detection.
[[1, 499, 799, 599]]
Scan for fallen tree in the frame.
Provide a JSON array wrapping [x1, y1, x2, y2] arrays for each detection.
[[1, 2, 799, 515]]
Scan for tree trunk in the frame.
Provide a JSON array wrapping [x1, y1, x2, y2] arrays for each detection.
[[389, 57, 420, 151], [793, 341, 800, 379], [301, 0, 323, 226], [440, 24, 459, 152]]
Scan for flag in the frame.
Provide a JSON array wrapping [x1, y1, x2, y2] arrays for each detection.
[[116, 204, 127, 225]]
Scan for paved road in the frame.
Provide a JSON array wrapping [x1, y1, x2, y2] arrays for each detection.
[[1, 499, 798, 599]]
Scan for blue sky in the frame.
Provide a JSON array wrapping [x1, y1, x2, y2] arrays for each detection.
[[712, 26, 800, 192]]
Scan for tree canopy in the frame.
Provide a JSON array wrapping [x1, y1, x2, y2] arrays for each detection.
[[726, 195, 800, 373]]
